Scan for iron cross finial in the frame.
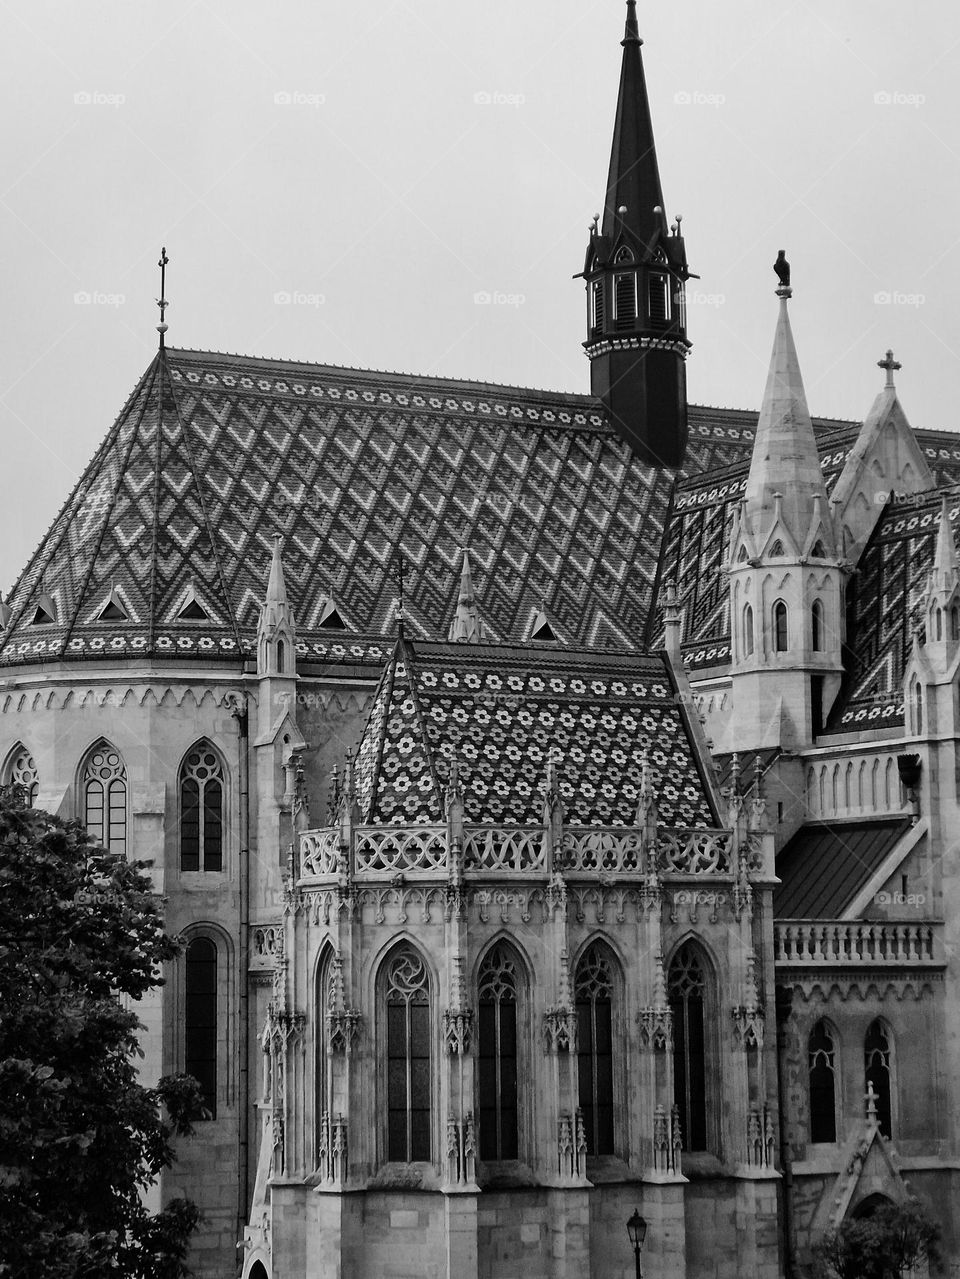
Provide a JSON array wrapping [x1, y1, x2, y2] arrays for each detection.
[[156, 247, 169, 348], [878, 348, 901, 389]]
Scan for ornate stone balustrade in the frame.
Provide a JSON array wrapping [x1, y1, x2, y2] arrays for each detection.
[[463, 825, 548, 874], [297, 820, 754, 884], [657, 827, 733, 875], [775, 921, 942, 966], [354, 825, 447, 876], [301, 827, 340, 877], [561, 826, 643, 873]]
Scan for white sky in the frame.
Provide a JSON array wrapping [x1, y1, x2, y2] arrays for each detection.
[[1, 0, 958, 593]]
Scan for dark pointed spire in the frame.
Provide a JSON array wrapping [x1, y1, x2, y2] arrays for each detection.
[[602, 1, 666, 249]]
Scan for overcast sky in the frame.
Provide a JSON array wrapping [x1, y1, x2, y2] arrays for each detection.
[[1, 0, 957, 594]]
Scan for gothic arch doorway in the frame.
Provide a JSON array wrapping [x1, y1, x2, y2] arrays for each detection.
[[851, 1192, 895, 1219], [248, 1262, 269, 1279]]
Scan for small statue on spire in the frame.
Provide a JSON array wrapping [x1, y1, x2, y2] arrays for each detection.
[[156, 247, 169, 348], [774, 250, 791, 297]]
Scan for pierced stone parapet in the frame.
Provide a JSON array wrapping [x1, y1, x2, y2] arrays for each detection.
[[657, 827, 732, 874], [300, 827, 340, 877]]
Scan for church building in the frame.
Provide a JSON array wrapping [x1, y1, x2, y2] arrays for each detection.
[[1, 3, 958, 1275]]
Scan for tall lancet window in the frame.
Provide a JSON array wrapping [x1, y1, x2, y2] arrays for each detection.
[[808, 1020, 837, 1143], [773, 600, 789, 652], [185, 937, 218, 1118], [83, 743, 127, 857], [477, 945, 519, 1161], [576, 945, 615, 1155], [5, 745, 38, 806], [743, 604, 755, 657], [669, 943, 709, 1151], [385, 948, 431, 1162], [811, 599, 824, 652], [180, 744, 224, 872], [864, 1020, 893, 1139]]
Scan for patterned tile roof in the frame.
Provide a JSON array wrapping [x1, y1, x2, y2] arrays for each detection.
[[355, 638, 717, 827], [659, 422, 960, 676], [0, 347, 771, 668], [825, 488, 960, 733]]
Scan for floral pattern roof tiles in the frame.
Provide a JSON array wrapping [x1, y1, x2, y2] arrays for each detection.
[[357, 639, 717, 827]]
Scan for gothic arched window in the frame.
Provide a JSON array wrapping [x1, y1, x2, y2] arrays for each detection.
[[912, 680, 923, 735], [743, 604, 755, 657], [385, 948, 431, 1162], [185, 937, 218, 1118], [576, 945, 615, 1156], [811, 599, 824, 652], [773, 600, 789, 652], [865, 1020, 892, 1139], [180, 743, 224, 872], [276, 639, 286, 674], [808, 1020, 837, 1143], [477, 945, 519, 1161], [591, 279, 605, 334], [669, 943, 710, 1151], [4, 744, 38, 806], [83, 742, 127, 857]]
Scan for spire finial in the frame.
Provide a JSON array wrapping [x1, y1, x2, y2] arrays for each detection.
[[156, 247, 169, 348], [878, 348, 901, 390], [774, 249, 791, 299], [623, 0, 641, 44], [449, 546, 483, 642]]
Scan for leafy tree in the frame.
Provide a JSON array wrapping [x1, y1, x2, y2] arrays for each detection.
[[0, 786, 204, 1278], [813, 1197, 942, 1279]]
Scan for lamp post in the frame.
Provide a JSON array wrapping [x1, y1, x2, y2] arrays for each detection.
[[626, 1210, 647, 1279]]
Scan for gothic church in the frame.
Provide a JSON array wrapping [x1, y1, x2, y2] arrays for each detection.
[[1, 3, 958, 1276]]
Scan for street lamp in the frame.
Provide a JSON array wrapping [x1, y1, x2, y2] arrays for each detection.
[[626, 1210, 647, 1279]]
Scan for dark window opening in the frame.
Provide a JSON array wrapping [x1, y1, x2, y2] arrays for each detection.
[[386, 950, 431, 1162], [773, 600, 788, 652], [808, 1021, 837, 1143], [185, 938, 217, 1118], [865, 1021, 892, 1139], [669, 944, 708, 1151], [576, 945, 615, 1155], [478, 946, 519, 1161]]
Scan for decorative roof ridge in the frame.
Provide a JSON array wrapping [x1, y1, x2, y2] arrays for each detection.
[[357, 635, 402, 822], [167, 347, 606, 405], [160, 349, 244, 650], [3, 353, 163, 641]]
